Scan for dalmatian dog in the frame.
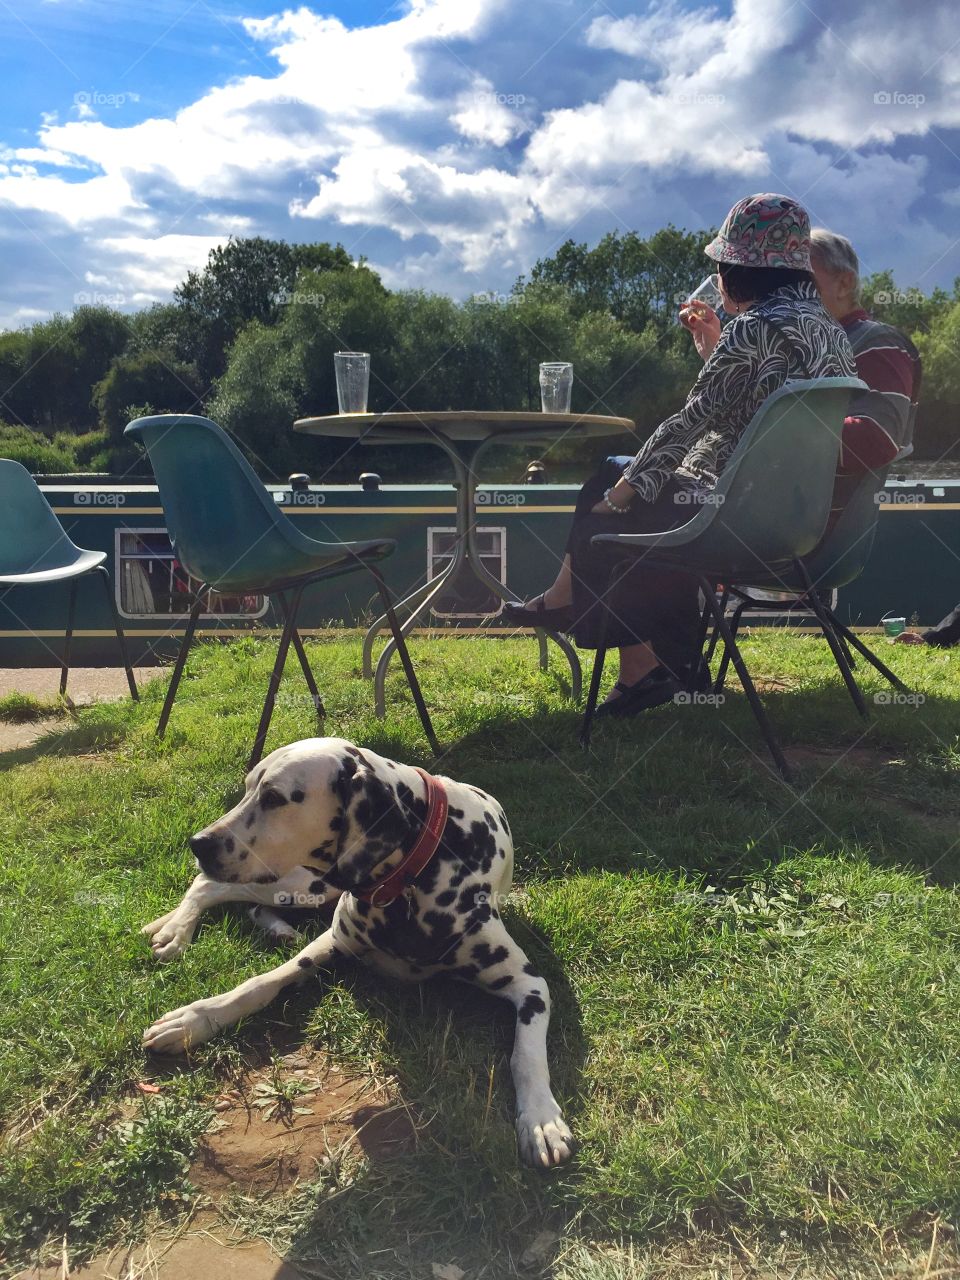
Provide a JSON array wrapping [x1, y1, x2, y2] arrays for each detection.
[[141, 737, 573, 1168]]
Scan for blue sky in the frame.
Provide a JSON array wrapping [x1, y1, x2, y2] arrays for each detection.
[[0, 0, 957, 328]]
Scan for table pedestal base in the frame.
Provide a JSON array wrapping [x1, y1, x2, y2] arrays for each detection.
[[361, 436, 582, 715]]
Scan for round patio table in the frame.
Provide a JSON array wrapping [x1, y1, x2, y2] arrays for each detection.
[[293, 410, 635, 716]]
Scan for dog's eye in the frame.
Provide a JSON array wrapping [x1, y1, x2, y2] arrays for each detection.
[[260, 788, 288, 810]]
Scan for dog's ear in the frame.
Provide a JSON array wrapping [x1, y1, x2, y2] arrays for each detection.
[[325, 748, 425, 890]]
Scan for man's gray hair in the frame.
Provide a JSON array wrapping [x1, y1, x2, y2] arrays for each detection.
[[810, 228, 860, 281]]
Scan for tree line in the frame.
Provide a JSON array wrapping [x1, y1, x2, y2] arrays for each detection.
[[0, 232, 957, 483]]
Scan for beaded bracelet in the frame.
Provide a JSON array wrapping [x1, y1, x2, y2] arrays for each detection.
[[602, 488, 630, 514]]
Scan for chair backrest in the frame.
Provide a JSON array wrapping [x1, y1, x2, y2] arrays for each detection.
[[675, 377, 867, 578], [801, 463, 890, 590], [123, 415, 315, 590], [0, 459, 83, 574]]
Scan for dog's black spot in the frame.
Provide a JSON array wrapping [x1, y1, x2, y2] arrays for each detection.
[[488, 974, 514, 990], [386, 760, 397, 769], [245, 812, 256, 830], [253, 873, 279, 885], [309, 880, 326, 895], [482, 811, 497, 831], [352, 917, 367, 933], [248, 837, 257, 847], [355, 899, 371, 917], [499, 813, 510, 835], [434, 889, 456, 907], [518, 993, 546, 1024], [523, 962, 540, 977], [447, 806, 465, 820], [251, 905, 262, 918], [307, 846, 330, 860], [224, 837, 235, 854], [291, 789, 305, 804], [261, 789, 287, 810], [298, 956, 314, 969], [225, 873, 239, 883], [473, 942, 509, 968], [450, 963, 479, 981], [238, 850, 249, 861], [329, 814, 343, 832]]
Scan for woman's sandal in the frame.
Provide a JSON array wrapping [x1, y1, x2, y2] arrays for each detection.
[[595, 668, 677, 718], [503, 593, 574, 631]]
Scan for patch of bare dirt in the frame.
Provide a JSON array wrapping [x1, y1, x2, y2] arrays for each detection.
[[192, 1047, 417, 1201], [788, 745, 909, 775]]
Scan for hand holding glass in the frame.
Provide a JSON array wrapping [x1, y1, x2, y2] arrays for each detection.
[[539, 362, 573, 414], [678, 274, 722, 325], [334, 351, 370, 414]]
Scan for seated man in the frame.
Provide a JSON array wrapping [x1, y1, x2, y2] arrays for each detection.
[[808, 228, 921, 523]]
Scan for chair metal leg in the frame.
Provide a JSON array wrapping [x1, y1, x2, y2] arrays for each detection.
[[794, 560, 867, 718], [578, 560, 629, 748], [703, 587, 728, 664], [367, 565, 439, 755], [97, 566, 139, 701], [59, 577, 78, 698], [713, 600, 746, 695], [157, 589, 206, 738], [824, 612, 909, 692], [249, 587, 303, 770], [277, 592, 325, 720], [700, 574, 793, 784]]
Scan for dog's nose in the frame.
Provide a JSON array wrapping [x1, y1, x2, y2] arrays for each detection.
[[190, 832, 222, 869]]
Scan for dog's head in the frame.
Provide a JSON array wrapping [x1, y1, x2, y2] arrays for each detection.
[[189, 737, 429, 891]]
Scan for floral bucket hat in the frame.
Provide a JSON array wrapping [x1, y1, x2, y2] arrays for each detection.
[[704, 193, 812, 269]]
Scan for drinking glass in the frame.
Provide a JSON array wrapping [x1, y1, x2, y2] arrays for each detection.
[[334, 351, 370, 414], [539, 362, 573, 413], [679, 274, 722, 323]]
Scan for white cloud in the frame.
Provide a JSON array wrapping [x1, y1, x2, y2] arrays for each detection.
[[0, 0, 957, 327]]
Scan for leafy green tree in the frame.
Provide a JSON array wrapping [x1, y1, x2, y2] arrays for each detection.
[[859, 269, 952, 338], [526, 227, 713, 335], [92, 350, 204, 443], [174, 237, 356, 383]]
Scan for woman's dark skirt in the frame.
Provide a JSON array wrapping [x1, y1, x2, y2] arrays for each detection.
[[564, 458, 702, 669]]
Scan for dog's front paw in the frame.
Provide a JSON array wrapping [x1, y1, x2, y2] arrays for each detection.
[[516, 1107, 574, 1169], [141, 912, 195, 961], [143, 1000, 222, 1054]]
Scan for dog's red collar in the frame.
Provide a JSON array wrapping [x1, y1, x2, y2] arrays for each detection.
[[355, 768, 448, 908]]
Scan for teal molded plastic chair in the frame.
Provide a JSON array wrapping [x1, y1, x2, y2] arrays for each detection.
[[581, 377, 867, 782], [710, 457, 909, 716], [123, 415, 437, 766], [0, 459, 138, 700]]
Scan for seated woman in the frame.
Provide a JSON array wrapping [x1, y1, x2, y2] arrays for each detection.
[[505, 193, 857, 716]]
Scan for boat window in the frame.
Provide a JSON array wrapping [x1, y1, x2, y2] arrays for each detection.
[[428, 526, 505, 619], [115, 530, 267, 619]]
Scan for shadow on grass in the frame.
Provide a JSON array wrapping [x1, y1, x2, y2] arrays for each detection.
[[0, 715, 131, 772]]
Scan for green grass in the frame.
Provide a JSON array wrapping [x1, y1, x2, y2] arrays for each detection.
[[1, 631, 959, 1277], [0, 691, 63, 724]]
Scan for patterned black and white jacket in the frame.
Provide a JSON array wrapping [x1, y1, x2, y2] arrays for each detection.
[[621, 281, 857, 503]]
